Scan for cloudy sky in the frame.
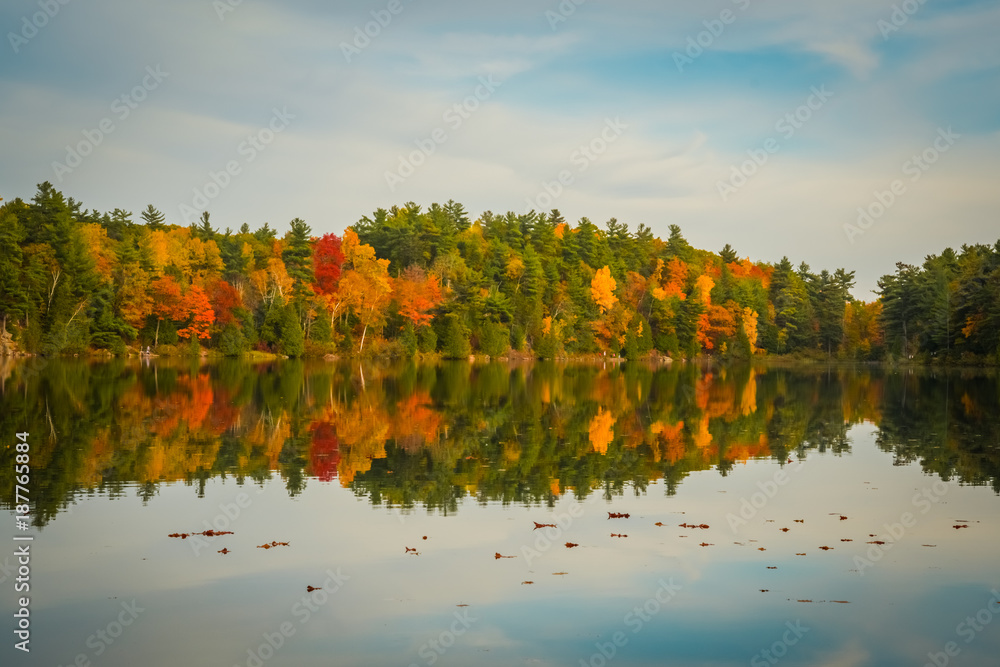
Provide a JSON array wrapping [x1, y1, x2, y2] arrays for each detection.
[[2, 0, 998, 296]]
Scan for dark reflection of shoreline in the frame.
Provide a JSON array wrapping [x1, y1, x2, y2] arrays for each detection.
[[1, 359, 997, 525]]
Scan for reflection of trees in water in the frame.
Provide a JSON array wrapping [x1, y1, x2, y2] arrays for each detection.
[[1, 360, 997, 525], [875, 370, 1000, 493]]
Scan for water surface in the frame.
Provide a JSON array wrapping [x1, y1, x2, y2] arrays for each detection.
[[1, 359, 998, 666]]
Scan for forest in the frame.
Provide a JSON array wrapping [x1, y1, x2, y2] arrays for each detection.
[[0, 182, 998, 363]]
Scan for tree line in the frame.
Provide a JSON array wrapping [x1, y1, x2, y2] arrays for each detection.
[[0, 182, 997, 362]]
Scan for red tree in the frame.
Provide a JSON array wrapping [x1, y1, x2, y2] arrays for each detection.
[[151, 275, 185, 346], [312, 233, 344, 296], [209, 279, 242, 326], [177, 285, 216, 340]]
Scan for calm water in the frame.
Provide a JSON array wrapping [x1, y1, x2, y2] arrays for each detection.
[[1, 359, 999, 667]]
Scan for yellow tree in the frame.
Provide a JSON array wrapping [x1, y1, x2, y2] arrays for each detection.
[[340, 229, 392, 353], [590, 266, 618, 314]]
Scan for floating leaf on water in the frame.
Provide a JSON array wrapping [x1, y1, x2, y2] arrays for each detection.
[[534, 522, 556, 530], [218, 548, 230, 554], [818, 546, 833, 550], [307, 586, 322, 592], [565, 542, 579, 548], [608, 513, 630, 519], [495, 552, 515, 559], [521, 581, 534, 585]]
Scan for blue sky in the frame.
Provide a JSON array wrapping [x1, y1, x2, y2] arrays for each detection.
[[1, 0, 998, 296]]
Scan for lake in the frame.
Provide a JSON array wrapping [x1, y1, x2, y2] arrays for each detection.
[[1, 359, 999, 667]]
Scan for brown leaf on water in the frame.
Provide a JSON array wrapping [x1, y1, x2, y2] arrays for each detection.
[[495, 552, 515, 559], [797, 599, 814, 603], [199, 530, 234, 537], [422, 536, 428, 540], [867, 540, 885, 545], [521, 581, 534, 585], [534, 522, 556, 530], [953, 525, 969, 529], [840, 516, 848, 521], [258, 541, 290, 549], [565, 542, 579, 548], [793, 519, 804, 523], [456, 604, 469, 607], [608, 512, 630, 519], [869, 534, 877, 537], [767, 566, 777, 569], [757, 547, 766, 551], [218, 548, 230, 554], [699, 542, 714, 547], [552, 572, 568, 576], [818, 546, 833, 550], [405, 547, 418, 553], [307, 586, 322, 592], [795, 553, 806, 556], [760, 589, 769, 593], [779, 527, 790, 532], [611, 534, 627, 538], [831, 600, 850, 604], [654, 522, 664, 526], [922, 544, 937, 547], [168, 533, 190, 539], [841, 539, 853, 542]]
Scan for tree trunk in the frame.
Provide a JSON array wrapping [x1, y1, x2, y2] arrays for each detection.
[[155, 319, 160, 347]]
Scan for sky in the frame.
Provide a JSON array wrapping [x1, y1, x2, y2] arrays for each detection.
[[1, 0, 998, 298]]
